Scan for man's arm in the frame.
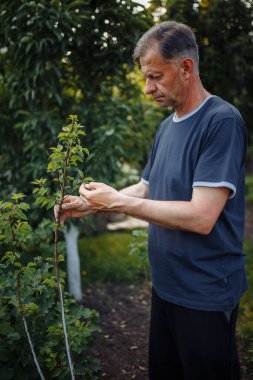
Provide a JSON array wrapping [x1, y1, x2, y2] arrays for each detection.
[[119, 181, 149, 198], [80, 183, 230, 235]]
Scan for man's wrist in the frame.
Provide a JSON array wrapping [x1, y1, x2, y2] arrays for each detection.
[[118, 193, 144, 215]]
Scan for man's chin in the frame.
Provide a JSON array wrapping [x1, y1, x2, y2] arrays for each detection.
[[154, 98, 166, 107], [156, 101, 171, 109], [155, 98, 176, 109]]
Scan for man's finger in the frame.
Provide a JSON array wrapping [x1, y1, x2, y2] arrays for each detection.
[[62, 198, 86, 210], [62, 200, 78, 210], [83, 182, 103, 191], [54, 204, 60, 221], [60, 215, 67, 225]]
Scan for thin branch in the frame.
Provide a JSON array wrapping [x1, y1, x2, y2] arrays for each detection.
[[9, 212, 46, 380], [59, 282, 75, 379], [17, 270, 46, 380], [54, 217, 75, 380], [22, 314, 46, 380], [53, 116, 76, 380]]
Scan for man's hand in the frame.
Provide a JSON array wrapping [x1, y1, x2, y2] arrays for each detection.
[[79, 182, 124, 213], [54, 195, 92, 224]]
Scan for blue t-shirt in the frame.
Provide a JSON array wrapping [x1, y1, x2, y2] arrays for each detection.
[[142, 96, 248, 312]]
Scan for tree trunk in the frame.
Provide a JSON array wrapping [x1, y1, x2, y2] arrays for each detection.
[[64, 223, 82, 301]]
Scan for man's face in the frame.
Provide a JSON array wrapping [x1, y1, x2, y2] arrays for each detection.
[[140, 46, 183, 109]]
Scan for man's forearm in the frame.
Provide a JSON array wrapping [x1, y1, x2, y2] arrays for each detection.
[[117, 195, 208, 234], [116, 186, 230, 235], [119, 181, 149, 199], [79, 183, 229, 235]]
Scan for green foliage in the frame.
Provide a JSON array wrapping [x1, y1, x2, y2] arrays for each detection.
[[31, 114, 94, 378], [237, 241, 253, 377], [129, 229, 150, 282], [0, 259, 100, 380], [0, 194, 32, 256], [0, 0, 155, 210], [239, 241, 253, 337], [0, 116, 101, 379], [84, 81, 162, 184], [32, 115, 91, 211], [246, 176, 253, 204], [129, 229, 148, 261], [78, 231, 149, 283]]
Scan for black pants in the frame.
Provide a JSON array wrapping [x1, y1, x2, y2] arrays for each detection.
[[149, 288, 240, 380]]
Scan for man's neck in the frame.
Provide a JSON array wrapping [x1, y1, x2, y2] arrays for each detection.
[[175, 81, 210, 118]]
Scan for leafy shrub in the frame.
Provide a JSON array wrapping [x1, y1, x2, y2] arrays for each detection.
[[0, 197, 100, 380], [0, 116, 101, 379], [237, 241, 253, 377], [246, 176, 253, 204], [0, 261, 100, 380], [129, 229, 150, 282], [239, 241, 253, 337]]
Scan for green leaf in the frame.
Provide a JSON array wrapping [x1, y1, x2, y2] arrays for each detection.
[[10, 193, 25, 200], [2, 202, 14, 209], [83, 176, 94, 183], [82, 148, 89, 155], [41, 199, 50, 208], [47, 199, 56, 209], [15, 210, 28, 220], [20, 35, 33, 44], [43, 278, 56, 288], [34, 197, 46, 206], [18, 202, 30, 211]]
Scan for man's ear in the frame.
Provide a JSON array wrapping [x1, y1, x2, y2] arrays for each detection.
[[180, 58, 194, 78]]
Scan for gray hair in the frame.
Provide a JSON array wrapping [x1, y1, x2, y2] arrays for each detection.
[[133, 21, 199, 66]]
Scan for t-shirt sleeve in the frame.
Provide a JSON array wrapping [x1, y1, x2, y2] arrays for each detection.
[[141, 156, 152, 184], [193, 116, 247, 198], [141, 126, 161, 185]]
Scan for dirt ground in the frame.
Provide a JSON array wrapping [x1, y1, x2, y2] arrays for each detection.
[[83, 283, 151, 380], [82, 207, 253, 380], [245, 204, 253, 241]]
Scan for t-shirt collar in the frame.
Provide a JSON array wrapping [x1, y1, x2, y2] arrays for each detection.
[[173, 95, 216, 123]]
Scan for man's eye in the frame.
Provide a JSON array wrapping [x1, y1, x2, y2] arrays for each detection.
[[146, 74, 161, 80]]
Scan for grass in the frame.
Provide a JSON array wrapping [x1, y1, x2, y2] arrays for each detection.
[[246, 176, 253, 204], [78, 231, 149, 284], [237, 241, 253, 378], [238, 241, 253, 336]]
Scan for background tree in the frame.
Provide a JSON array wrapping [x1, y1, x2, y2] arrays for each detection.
[[0, 0, 160, 298], [0, 0, 157, 195]]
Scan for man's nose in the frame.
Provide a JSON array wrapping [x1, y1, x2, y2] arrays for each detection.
[[145, 78, 156, 95]]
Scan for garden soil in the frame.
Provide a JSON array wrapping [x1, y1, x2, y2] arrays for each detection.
[[83, 282, 150, 380]]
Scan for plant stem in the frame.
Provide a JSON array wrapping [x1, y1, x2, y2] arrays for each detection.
[[53, 117, 76, 380], [17, 274, 46, 380], [9, 214, 46, 380], [59, 282, 75, 379], [54, 218, 76, 380]]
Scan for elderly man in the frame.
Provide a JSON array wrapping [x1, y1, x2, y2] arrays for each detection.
[[57, 21, 247, 380]]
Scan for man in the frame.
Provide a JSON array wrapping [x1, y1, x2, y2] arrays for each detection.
[[57, 21, 247, 379]]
